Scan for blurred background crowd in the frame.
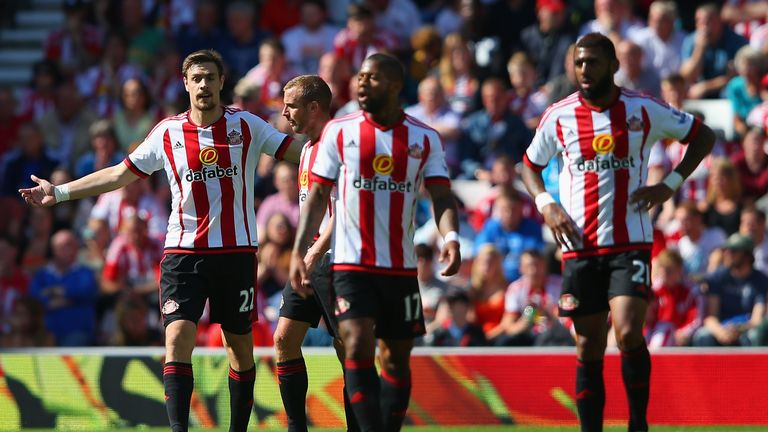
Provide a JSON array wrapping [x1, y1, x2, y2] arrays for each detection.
[[2, 0, 768, 350]]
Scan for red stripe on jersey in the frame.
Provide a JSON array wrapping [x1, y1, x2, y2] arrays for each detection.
[[639, 107, 652, 242], [575, 106, 599, 248], [310, 173, 335, 185], [523, 154, 545, 172], [359, 121, 377, 266], [562, 243, 652, 260], [331, 264, 417, 276], [182, 122, 210, 248], [424, 177, 450, 186], [681, 118, 702, 144], [336, 127, 345, 164], [389, 124, 408, 268], [609, 101, 630, 245], [274, 136, 293, 160], [212, 117, 236, 246], [556, 119, 566, 149], [418, 134, 431, 173], [123, 158, 150, 178], [163, 130, 186, 248], [240, 119, 253, 245]]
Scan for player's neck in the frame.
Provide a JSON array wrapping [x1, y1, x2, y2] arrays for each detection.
[[189, 105, 224, 128], [366, 107, 403, 128], [582, 85, 620, 111], [308, 114, 331, 143]]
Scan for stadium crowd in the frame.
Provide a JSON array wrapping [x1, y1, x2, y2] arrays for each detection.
[[2, 0, 768, 349]]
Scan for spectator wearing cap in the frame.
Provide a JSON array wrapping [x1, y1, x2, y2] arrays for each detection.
[[44, 0, 103, 74], [725, 46, 766, 137], [732, 127, 768, 201], [746, 74, 768, 132], [681, 3, 748, 99], [424, 289, 487, 347], [519, 0, 574, 88], [628, 0, 686, 80], [174, 0, 223, 57], [693, 233, 767, 346], [281, 0, 339, 76], [615, 39, 661, 97]]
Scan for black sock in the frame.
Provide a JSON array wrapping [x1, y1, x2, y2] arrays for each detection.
[[228, 366, 255, 432], [621, 344, 650, 432], [344, 358, 382, 432], [343, 383, 361, 432], [380, 369, 411, 431], [277, 358, 309, 432], [576, 359, 605, 432], [163, 362, 193, 432]]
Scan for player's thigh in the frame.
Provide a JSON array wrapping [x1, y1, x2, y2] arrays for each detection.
[[607, 250, 652, 302], [560, 256, 610, 317], [208, 252, 257, 335], [159, 253, 208, 327], [375, 275, 426, 340], [309, 253, 341, 339]]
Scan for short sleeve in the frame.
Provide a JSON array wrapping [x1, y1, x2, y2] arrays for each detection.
[[126, 125, 167, 177], [648, 140, 670, 170], [246, 113, 291, 159], [422, 130, 450, 184], [311, 121, 343, 184], [523, 113, 560, 172], [646, 100, 700, 144]]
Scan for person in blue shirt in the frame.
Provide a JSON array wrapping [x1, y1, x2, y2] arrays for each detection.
[[473, 189, 544, 282], [74, 120, 125, 178], [29, 229, 99, 346], [1, 123, 59, 197]]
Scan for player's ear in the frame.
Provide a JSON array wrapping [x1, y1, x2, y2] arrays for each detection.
[[182, 75, 189, 92], [610, 57, 620, 75]]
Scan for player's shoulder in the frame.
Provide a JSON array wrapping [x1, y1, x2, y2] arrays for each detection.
[[326, 111, 365, 129], [538, 92, 581, 128], [619, 88, 670, 110], [404, 113, 439, 135], [144, 111, 188, 137]]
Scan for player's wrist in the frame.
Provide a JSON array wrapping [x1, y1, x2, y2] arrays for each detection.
[[443, 230, 459, 244], [661, 171, 684, 192], [53, 184, 70, 203], [534, 192, 556, 213]]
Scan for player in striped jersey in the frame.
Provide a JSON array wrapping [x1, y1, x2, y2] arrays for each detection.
[[290, 54, 461, 431], [274, 75, 358, 431], [521, 33, 716, 432], [19, 49, 304, 432]]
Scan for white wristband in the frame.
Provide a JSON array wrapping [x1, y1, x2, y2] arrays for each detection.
[[443, 231, 459, 244], [53, 184, 70, 203], [662, 171, 685, 192], [535, 192, 556, 213]]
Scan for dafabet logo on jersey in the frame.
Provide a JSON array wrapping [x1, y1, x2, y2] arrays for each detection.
[[185, 147, 240, 182], [353, 154, 413, 192], [576, 133, 636, 173]]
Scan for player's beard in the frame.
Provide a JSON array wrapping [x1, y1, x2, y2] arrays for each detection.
[[578, 75, 612, 101], [359, 94, 384, 113], [194, 94, 217, 112]]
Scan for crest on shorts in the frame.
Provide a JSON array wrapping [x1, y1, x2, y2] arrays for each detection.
[[558, 294, 579, 311], [335, 296, 350, 316], [408, 143, 423, 159], [627, 115, 644, 132], [162, 299, 179, 315], [227, 129, 243, 146]]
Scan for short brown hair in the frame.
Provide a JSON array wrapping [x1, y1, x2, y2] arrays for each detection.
[[182, 49, 224, 78], [655, 249, 683, 268], [283, 75, 332, 112]]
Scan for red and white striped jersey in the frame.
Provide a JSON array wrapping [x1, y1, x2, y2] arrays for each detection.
[[524, 90, 702, 258], [298, 139, 334, 235], [124, 107, 291, 253], [311, 111, 451, 275]]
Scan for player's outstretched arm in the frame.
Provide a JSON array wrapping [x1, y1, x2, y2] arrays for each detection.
[[18, 163, 141, 207], [521, 163, 581, 249], [426, 182, 461, 277], [290, 182, 332, 297]]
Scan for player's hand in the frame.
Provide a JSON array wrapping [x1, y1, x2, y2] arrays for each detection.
[[630, 184, 674, 212], [304, 244, 322, 275], [289, 251, 313, 298], [541, 203, 581, 250], [439, 238, 461, 276], [18, 175, 57, 207]]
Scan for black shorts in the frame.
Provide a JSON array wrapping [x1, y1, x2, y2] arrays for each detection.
[[160, 252, 256, 334], [333, 270, 426, 340], [559, 249, 651, 317], [279, 253, 339, 338]]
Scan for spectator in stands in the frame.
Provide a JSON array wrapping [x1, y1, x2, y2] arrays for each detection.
[[469, 160, 540, 232], [220, 1, 268, 82], [101, 212, 162, 299], [256, 162, 299, 240], [75, 121, 124, 179], [1, 122, 58, 198], [120, 0, 164, 72], [681, 3, 748, 99], [0, 236, 28, 335], [150, 45, 185, 112], [282, 0, 339, 76], [424, 289, 487, 347], [366, 0, 422, 47], [458, 78, 532, 179], [89, 180, 168, 241], [495, 249, 566, 346], [434, 0, 462, 37], [416, 243, 459, 328], [467, 244, 508, 339], [333, 4, 398, 72], [257, 213, 294, 303], [405, 76, 461, 175], [473, 190, 544, 283], [693, 233, 767, 346], [437, 33, 479, 116], [79, 218, 111, 274], [578, 0, 643, 44], [231, 79, 267, 119], [506, 52, 548, 130], [44, 0, 103, 74], [615, 40, 661, 97], [0, 296, 55, 348], [544, 43, 577, 105], [721, 0, 768, 41], [408, 26, 443, 85], [109, 292, 163, 346], [17, 60, 60, 123], [113, 78, 158, 151], [519, 0, 573, 88], [629, 0, 685, 81], [725, 46, 766, 137], [646, 249, 701, 348], [668, 201, 726, 281], [733, 127, 768, 201], [38, 81, 98, 169], [29, 230, 99, 346], [77, 32, 144, 118], [748, 8, 768, 53], [738, 207, 768, 273], [242, 39, 297, 119], [318, 53, 353, 116], [0, 88, 22, 158], [704, 158, 743, 235], [18, 208, 54, 275], [174, 0, 222, 57], [746, 73, 768, 130], [334, 76, 360, 118]]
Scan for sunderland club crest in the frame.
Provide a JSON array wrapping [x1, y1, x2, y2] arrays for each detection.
[[227, 129, 243, 146], [627, 115, 644, 132], [408, 143, 423, 159]]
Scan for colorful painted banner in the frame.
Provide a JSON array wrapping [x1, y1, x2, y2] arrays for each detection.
[[0, 348, 766, 430]]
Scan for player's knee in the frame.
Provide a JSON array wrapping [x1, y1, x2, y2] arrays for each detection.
[[615, 329, 644, 352]]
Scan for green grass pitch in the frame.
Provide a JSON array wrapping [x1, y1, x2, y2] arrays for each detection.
[[21, 426, 768, 431]]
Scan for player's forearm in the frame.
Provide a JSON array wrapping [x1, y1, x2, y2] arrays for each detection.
[[66, 163, 138, 201], [312, 214, 335, 254], [294, 184, 332, 255], [670, 123, 715, 180], [430, 187, 460, 237]]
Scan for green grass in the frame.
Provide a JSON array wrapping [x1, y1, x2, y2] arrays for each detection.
[[20, 426, 768, 432]]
